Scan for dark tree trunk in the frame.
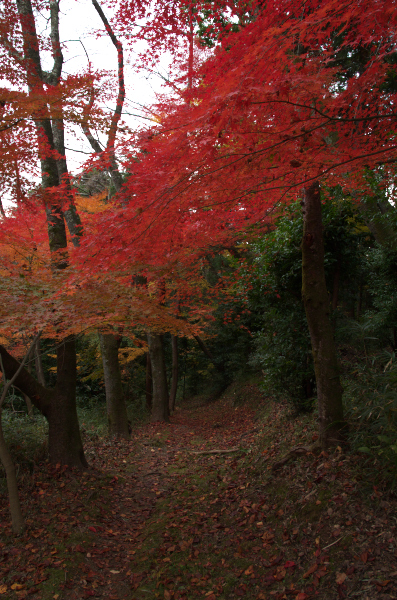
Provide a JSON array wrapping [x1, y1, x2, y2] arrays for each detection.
[[99, 333, 130, 439], [0, 421, 24, 533], [34, 338, 46, 387], [22, 349, 33, 417], [147, 333, 169, 423], [301, 182, 345, 448], [169, 335, 178, 414], [47, 338, 87, 467], [146, 353, 152, 412], [14, 0, 86, 467], [0, 342, 88, 468]]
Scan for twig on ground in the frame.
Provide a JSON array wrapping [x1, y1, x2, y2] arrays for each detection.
[[271, 445, 316, 472], [188, 448, 241, 455], [322, 536, 344, 550]]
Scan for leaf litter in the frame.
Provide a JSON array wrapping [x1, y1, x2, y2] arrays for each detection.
[[0, 382, 396, 599]]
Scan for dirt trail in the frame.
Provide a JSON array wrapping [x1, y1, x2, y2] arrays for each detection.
[[1, 385, 397, 600]]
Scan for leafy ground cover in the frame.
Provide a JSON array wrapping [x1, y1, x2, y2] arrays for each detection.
[[1, 383, 397, 600]]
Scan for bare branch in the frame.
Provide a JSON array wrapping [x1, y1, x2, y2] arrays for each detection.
[[0, 332, 41, 407]]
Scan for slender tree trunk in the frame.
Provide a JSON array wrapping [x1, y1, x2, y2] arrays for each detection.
[[34, 338, 46, 387], [0, 333, 41, 533], [169, 336, 178, 413], [301, 182, 345, 448], [146, 353, 152, 412], [0, 419, 24, 533], [147, 333, 169, 422], [23, 350, 33, 417], [99, 333, 130, 439]]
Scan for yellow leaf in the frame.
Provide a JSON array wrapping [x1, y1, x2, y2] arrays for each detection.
[[0, 586, 7, 595]]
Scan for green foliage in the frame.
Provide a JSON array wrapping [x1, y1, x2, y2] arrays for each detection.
[[249, 195, 366, 411], [1, 410, 48, 473], [343, 349, 397, 474], [364, 246, 397, 345], [76, 334, 106, 407]]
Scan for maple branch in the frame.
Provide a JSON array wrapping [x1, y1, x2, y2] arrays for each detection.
[[0, 118, 25, 133], [79, 0, 125, 192], [251, 99, 397, 123], [0, 37, 24, 64], [0, 333, 41, 408], [91, 0, 125, 175], [0, 344, 52, 418]]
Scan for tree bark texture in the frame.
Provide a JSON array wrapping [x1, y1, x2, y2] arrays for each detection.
[[23, 350, 33, 417], [34, 338, 46, 387], [12, 0, 87, 467], [148, 333, 169, 423], [301, 182, 345, 447], [47, 338, 88, 467], [169, 335, 178, 413], [0, 420, 25, 533], [0, 342, 87, 468], [99, 333, 130, 439]]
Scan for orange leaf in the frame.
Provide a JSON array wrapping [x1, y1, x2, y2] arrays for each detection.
[[303, 564, 317, 578]]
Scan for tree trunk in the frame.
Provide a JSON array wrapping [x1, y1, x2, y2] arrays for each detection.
[[0, 342, 88, 468], [147, 333, 169, 423], [23, 350, 33, 417], [47, 338, 88, 467], [0, 418, 25, 534], [301, 182, 345, 448], [146, 353, 152, 412], [0, 333, 41, 533], [99, 333, 130, 439], [169, 335, 178, 414], [14, 0, 86, 467], [34, 338, 46, 387]]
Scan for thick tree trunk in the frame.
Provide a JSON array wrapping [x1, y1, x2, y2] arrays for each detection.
[[147, 333, 169, 423], [301, 182, 345, 448], [0, 342, 87, 468], [99, 333, 130, 439], [146, 353, 152, 412], [47, 338, 88, 467], [14, 0, 86, 467], [169, 335, 178, 414]]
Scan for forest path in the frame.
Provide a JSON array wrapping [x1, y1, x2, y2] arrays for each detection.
[[1, 383, 396, 600]]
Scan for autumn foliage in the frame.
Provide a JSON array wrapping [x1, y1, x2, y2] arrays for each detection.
[[0, 0, 396, 343]]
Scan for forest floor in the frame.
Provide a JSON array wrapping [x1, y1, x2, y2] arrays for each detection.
[[1, 382, 397, 600]]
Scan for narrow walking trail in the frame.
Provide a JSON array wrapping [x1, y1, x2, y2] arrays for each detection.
[[1, 383, 396, 600]]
